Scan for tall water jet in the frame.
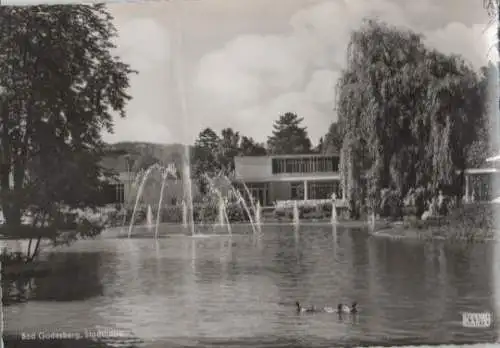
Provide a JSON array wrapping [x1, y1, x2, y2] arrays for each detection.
[[293, 201, 300, 226], [182, 200, 188, 228], [172, 0, 195, 237], [146, 205, 154, 229], [331, 193, 337, 225]]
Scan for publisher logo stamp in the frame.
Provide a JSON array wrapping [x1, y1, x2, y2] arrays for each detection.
[[462, 312, 492, 328]]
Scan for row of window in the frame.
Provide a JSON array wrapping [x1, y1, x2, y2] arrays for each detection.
[[271, 157, 339, 174], [291, 181, 341, 200]]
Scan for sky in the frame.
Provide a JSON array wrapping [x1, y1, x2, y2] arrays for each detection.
[[101, 0, 495, 146]]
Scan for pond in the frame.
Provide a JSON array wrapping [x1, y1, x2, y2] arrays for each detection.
[[2, 224, 498, 347]]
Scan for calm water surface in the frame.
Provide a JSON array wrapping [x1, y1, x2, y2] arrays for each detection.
[[3, 225, 498, 347]]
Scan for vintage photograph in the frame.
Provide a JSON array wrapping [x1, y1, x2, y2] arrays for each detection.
[[0, 0, 499, 347]]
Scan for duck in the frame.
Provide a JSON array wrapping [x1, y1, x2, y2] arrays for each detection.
[[322, 306, 336, 313], [295, 301, 317, 313], [337, 302, 358, 314]]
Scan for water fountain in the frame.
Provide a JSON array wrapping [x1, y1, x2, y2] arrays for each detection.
[[293, 201, 300, 226], [154, 169, 170, 239], [216, 196, 232, 235], [126, 164, 178, 239], [146, 205, 153, 229], [128, 165, 157, 238], [182, 200, 188, 228], [369, 211, 376, 231], [331, 204, 337, 224], [255, 201, 262, 229], [330, 193, 337, 225], [124, 164, 260, 239], [203, 173, 256, 235], [218, 196, 225, 227]]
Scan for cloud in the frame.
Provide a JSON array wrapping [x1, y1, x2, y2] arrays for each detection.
[[423, 22, 491, 70], [106, 113, 174, 144], [193, 0, 490, 144], [103, 17, 174, 145], [114, 18, 171, 73], [195, 34, 308, 108]]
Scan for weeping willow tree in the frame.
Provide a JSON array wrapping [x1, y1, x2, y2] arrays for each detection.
[[337, 20, 486, 209]]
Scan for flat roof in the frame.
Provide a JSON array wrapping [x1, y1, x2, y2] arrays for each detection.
[[486, 154, 500, 162], [233, 174, 340, 182], [457, 168, 500, 174], [464, 168, 500, 174], [235, 153, 339, 160]]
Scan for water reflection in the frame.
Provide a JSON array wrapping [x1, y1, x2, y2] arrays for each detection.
[[3, 226, 498, 346]]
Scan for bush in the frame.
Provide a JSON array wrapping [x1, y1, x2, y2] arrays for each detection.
[[379, 188, 403, 219], [401, 202, 497, 241]]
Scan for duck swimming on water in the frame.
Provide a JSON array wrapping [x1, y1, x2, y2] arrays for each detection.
[[295, 301, 317, 313], [337, 302, 358, 314]]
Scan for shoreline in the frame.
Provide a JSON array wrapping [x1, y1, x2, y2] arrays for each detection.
[[371, 224, 499, 243]]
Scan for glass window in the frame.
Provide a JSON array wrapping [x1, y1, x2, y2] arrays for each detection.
[[332, 157, 339, 171], [272, 159, 279, 174], [291, 182, 304, 200]]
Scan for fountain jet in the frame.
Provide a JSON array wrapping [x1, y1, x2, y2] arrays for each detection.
[[126, 163, 178, 238], [146, 205, 153, 229], [331, 193, 337, 225], [293, 201, 300, 226]]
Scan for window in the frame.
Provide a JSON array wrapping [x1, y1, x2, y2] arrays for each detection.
[[116, 183, 125, 203], [291, 182, 304, 200], [271, 156, 340, 174], [308, 181, 340, 199], [101, 183, 124, 205], [272, 159, 279, 174]]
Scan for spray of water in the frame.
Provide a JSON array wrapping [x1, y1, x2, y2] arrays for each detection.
[[172, 0, 196, 237], [154, 169, 169, 239], [293, 201, 300, 226], [127, 165, 157, 238], [121, 169, 144, 231], [203, 174, 233, 235]]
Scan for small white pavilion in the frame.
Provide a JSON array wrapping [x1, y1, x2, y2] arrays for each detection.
[[462, 154, 500, 203], [486, 154, 500, 203]]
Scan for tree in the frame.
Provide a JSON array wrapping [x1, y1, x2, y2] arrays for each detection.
[[0, 5, 133, 249], [218, 128, 241, 173], [466, 65, 495, 168], [132, 150, 160, 172], [337, 19, 485, 209], [267, 112, 312, 154], [484, 0, 499, 56], [322, 122, 343, 154], [192, 127, 221, 184], [240, 136, 267, 156]]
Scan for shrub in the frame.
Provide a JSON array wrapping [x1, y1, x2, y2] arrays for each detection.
[[379, 188, 403, 219]]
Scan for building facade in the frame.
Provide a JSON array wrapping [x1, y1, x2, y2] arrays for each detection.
[[233, 154, 342, 206]]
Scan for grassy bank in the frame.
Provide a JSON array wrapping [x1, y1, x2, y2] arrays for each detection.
[[374, 203, 499, 242]]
